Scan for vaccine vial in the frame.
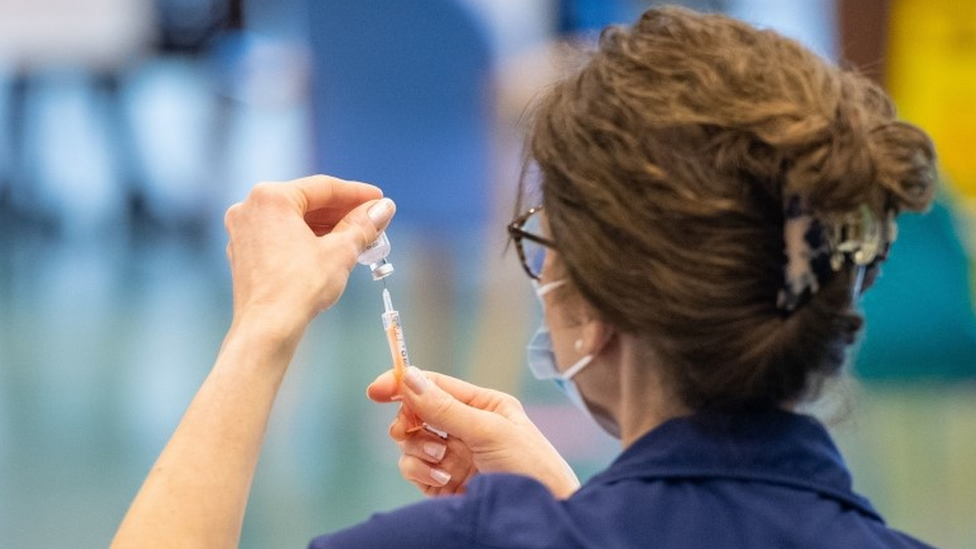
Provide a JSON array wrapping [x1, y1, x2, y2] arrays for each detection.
[[358, 232, 395, 280]]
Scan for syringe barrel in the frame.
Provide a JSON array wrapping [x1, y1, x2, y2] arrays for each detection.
[[382, 310, 411, 380]]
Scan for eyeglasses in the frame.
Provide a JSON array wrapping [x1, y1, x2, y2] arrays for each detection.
[[507, 206, 557, 280]]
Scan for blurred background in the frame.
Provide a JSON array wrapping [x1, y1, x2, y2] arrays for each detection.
[[0, 0, 974, 548]]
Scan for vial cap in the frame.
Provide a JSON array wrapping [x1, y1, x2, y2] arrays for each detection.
[[371, 262, 395, 280]]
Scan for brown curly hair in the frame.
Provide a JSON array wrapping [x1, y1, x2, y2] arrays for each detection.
[[525, 7, 937, 410]]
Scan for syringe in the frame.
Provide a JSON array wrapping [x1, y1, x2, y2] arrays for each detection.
[[380, 286, 425, 433], [381, 287, 410, 384]]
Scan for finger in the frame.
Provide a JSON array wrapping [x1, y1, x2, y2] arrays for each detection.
[[366, 370, 399, 403], [398, 454, 452, 488], [389, 406, 411, 441], [324, 198, 396, 265], [286, 175, 382, 216], [426, 436, 477, 483], [305, 200, 384, 234], [223, 202, 242, 233], [420, 482, 468, 498], [419, 370, 524, 418], [369, 371, 497, 409], [374, 368, 508, 411], [428, 447, 476, 495], [388, 405, 425, 441], [399, 432, 449, 464], [399, 367, 510, 442], [403, 368, 524, 421], [414, 480, 459, 498]]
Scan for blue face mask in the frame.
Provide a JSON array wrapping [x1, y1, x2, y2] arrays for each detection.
[[527, 280, 619, 438]]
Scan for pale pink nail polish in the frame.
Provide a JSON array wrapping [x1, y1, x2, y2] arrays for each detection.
[[405, 366, 429, 394], [424, 442, 447, 461], [367, 198, 394, 225], [430, 468, 451, 486]]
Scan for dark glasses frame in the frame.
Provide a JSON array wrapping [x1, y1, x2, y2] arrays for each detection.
[[507, 206, 557, 280]]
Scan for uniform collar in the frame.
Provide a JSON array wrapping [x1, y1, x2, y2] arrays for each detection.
[[584, 408, 881, 521]]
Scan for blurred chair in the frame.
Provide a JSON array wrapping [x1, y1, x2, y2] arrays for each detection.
[[0, 0, 155, 234], [855, 201, 976, 380], [0, 0, 246, 239]]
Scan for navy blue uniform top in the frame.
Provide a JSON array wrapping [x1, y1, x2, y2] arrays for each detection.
[[309, 409, 935, 549]]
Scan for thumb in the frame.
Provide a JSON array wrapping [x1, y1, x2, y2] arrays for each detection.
[[329, 197, 396, 259], [366, 370, 398, 403], [400, 366, 505, 442]]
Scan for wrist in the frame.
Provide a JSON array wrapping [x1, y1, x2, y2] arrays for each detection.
[[547, 466, 581, 499], [223, 313, 306, 370]]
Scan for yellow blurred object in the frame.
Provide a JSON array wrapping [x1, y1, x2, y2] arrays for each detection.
[[887, 0, 976, 198]]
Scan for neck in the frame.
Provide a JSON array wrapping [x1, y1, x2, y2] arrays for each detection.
[[614, 335, 689, 448], [574, 331, 690, 448]]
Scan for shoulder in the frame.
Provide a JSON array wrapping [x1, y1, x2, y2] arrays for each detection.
[[309, 473, 579, 549], [465, 473, 583, 547]]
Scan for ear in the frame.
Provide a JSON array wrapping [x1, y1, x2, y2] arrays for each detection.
[[578, 317, 615, 357]]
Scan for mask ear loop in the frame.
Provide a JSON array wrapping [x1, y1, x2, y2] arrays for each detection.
[[533, 279, 567, 297], [559, 354, 593, 381]]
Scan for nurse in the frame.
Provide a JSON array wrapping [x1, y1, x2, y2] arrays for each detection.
[[111, 6, 939, 549]]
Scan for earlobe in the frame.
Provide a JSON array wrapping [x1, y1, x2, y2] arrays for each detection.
[[580, 320, 613, 356]]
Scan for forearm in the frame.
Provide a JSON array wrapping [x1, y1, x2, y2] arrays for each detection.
[[110, 320, 302, 549], [109, 176, 392, 549]]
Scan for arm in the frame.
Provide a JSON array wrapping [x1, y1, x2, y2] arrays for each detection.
[[367, 367, 581, 499], [110, 175, 395, 549]]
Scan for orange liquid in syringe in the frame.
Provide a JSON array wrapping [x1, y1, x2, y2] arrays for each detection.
[[385, 321, 407, 384], [384, 316, 424, 433]]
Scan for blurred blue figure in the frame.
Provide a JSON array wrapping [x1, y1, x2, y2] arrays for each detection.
[[557, 0, 646, 34], [305, 0, 492, 232]]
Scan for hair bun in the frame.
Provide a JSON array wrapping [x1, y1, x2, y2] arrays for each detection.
[[870, 121, 937, 212], [779, 70, 937, 218], [784, 106, 877, 212]]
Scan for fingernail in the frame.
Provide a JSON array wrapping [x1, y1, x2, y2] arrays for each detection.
[[423, 442, 447, 461], [404, 366, 429, 394], [430, 467, 451, 486], [367, 198, 395, 225]]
